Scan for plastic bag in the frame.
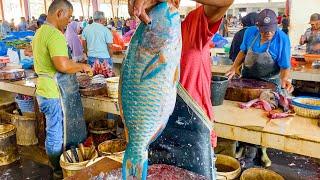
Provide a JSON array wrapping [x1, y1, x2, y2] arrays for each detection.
[[7, 48, 20, 64], [212, 33, 228, 48]]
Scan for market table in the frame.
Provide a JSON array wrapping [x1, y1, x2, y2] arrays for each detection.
[[0, 79, 320, 159]]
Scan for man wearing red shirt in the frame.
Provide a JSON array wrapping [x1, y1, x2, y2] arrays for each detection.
[[128, 0, 233, 179]]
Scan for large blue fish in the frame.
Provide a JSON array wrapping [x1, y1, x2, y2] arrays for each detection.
[[119, 2, 182, 179]]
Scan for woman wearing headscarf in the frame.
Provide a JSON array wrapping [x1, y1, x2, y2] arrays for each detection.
[[229, 12, 258, 61], [65, 21, 84, 62]]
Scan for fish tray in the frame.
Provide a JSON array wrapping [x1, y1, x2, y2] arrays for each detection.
[[292, 96, 320, 119]]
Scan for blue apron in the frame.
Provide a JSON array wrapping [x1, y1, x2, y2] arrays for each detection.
[[241, 34, 281, 92], [38, 73, 87, 149], [149, 84, 216, 179]]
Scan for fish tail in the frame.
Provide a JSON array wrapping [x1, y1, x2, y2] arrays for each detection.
[[122, 146, 148, 180]]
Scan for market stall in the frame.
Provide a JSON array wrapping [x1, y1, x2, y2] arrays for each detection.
[[1, 78, 320, 160]]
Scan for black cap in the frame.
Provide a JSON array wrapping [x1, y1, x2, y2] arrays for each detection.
[[256, 9, 277, 32]]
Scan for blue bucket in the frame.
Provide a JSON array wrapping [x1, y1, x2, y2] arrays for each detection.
[[15, 96, 35, 112]]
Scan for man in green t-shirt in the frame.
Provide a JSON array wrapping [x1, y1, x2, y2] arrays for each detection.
[[32, 0, 91, 178]]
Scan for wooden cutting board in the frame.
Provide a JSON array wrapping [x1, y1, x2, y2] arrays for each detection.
[[224, 78, 276, 102]]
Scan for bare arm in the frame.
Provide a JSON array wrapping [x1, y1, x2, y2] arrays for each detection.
[[129, 0, 234, 24], [82, 40, 88, 54], [232, 51, 246, 69], [280, 68, 293, 92], [225, 51, 246, 79], [107, 44, 113, 57], [195, 0, 234, 25], [52, 56, 92, 74]]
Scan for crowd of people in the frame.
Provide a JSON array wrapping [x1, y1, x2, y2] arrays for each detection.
[[1, 11, 138, 78], [0, 15, 47, 36], [219, 12, 291, 37]]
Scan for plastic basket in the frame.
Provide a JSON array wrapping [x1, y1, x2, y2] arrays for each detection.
[[292, 96, 320, 119], [15, 96, 34, 113]]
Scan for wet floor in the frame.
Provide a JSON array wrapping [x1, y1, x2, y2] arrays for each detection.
[[268, 149, 320, 180], [0, 146, 319, 179], [0, 145, 52, 180]]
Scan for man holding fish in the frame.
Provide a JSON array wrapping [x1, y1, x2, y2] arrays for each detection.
[[120, 0, 233, 179]]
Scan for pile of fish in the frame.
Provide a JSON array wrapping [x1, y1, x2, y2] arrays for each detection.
[[91, 164, 207, 180], [239, 90, 295, 119], [92, 60, 114, 78]]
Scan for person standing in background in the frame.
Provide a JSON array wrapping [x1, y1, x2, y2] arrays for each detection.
[[37, 14, 47, 29], [65, 21, 84, 62], [82, 11, 114, 77], [219, 15, 229, 37], [0, 20, 11, 36], [300, 13, 320, 54], [10, 19, 15, 31], [281, 15, 289, 35], [277, 13, 282, 24], [17, 17, 28, 31]]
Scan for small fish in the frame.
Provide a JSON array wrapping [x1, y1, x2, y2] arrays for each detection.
[[119, 2, 181, 180]]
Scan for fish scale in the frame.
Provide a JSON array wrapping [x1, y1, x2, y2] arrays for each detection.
[[119, 2, 181, 179]]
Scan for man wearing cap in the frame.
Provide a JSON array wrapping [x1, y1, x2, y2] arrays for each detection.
[[82, 11, 114, 77], [300, 13, 320, 54], [226, 9, 293, 167]]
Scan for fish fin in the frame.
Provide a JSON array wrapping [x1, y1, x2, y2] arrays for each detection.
[[173, 66, 179, 84], [141, 53, 166, 81], [122, 151, 148, 180]]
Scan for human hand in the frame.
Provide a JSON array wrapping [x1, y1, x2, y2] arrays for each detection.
[[81, 64, 93, 76], [128, 0, 166, 24], [300, 35, 306, 45], [281, 79, 294, 93], [225, 67, 236, 80]]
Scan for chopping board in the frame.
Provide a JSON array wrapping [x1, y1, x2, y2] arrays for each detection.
[[225, 78, 276, 102]]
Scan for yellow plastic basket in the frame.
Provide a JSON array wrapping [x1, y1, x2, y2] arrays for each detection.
[[292, 97, 320, 119]]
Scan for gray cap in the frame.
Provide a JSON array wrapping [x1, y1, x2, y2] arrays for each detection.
[[93, 11, 105, 20], [256, 9, 278, 32], [309, 13, 320, 24]]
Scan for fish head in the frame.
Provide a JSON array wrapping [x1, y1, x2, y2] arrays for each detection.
[[259, 90, 278, 109]]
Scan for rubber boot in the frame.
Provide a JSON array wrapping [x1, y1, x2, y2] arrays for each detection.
[[235, 146, 244, 159], [261, 147, 272, 167], [48, 154, 63, 180], [240, 145, 257, 169]]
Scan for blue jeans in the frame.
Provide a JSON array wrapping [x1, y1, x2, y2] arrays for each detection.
[[37, 96, 63, 156], [88, 56, 113, 67]]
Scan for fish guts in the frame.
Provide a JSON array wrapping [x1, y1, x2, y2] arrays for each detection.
[[119, 2, 182, 180]]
